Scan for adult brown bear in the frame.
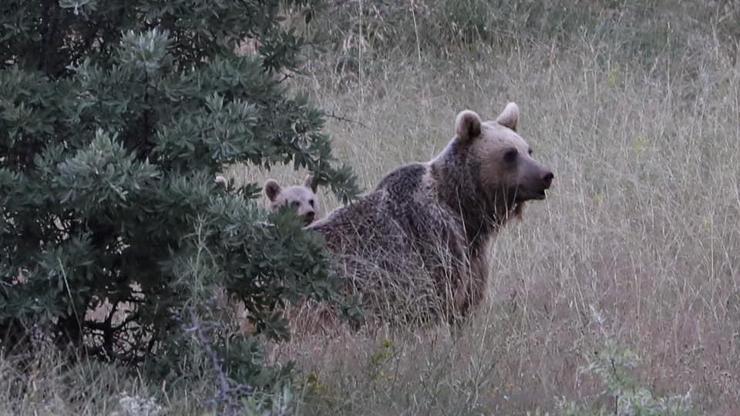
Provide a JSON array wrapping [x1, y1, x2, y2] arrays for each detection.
[[309, 103, 554, 324]]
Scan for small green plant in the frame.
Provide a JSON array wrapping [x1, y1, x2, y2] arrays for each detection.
[[367, 338, 395, 382], [112, 392, 163, 416], [559, 307, 695, 416], [241, 383, 299, 416]]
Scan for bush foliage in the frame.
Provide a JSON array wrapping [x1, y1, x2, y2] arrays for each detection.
[[0, 0, 358, 387]]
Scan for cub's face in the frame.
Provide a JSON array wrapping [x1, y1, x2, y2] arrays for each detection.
[[264, 176, 319, 225], [455, 103, 554, 207]]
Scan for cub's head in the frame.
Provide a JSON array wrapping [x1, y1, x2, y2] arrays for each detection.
[[264, 175, 319, 225], [452, 102, 554, 216]]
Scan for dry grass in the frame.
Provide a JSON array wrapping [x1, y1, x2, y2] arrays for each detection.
[[264, 34, 740, 414]]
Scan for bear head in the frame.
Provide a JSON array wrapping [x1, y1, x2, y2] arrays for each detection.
[[264, 175, 319, 225], [436, 102, 554, 222]]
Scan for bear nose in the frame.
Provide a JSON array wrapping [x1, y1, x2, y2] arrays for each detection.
[[305, 211, 316, 222], [542, 171, 554, 188]]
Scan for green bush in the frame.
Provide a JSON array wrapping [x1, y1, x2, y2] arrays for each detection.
[[0, 0, 358, 402]]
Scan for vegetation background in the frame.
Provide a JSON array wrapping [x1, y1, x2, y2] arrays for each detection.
[[2, 0, 739, 415]]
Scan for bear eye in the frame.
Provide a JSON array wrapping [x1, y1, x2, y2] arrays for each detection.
[[503, 148, 518, 163], [291, 201, 300, 208], [528, 148, 533, 155], [309, 199, 315, 207]]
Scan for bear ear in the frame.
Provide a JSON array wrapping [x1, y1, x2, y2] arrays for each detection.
[[304, 174, 318, 192], [455, 110, 482, 143], [264, 179, 281, 201], [496, 102, 519, 131]]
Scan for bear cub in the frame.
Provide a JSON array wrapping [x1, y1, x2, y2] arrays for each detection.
[[264, 175, 320, 226]]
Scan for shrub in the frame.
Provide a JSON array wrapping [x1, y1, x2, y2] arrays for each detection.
[[0, 0, 358, 398]]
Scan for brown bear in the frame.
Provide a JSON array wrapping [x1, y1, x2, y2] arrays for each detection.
[[264, 175, 320, 226], [308, 102, 553, 324]]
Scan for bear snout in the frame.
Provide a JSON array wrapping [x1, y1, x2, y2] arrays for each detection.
[[304, 211, 316, 225], [514, 167, 554, 202], [542, 171, 554, 188]]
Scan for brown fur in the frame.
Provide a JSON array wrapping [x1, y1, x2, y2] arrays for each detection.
[[309, 103, 554, 324]]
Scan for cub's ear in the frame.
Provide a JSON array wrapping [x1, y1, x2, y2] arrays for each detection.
[[304, 174, 319, 192], [455, 110, 482, 143], [264, 179, 281, 201], [496, 102, 519, 131]]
